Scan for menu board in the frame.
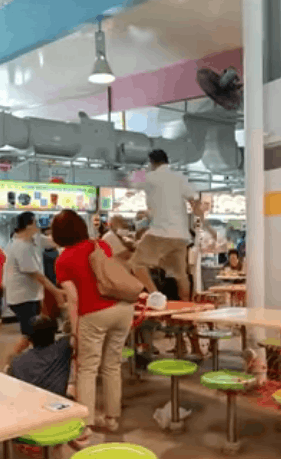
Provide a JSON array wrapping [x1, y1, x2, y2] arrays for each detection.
[[0, 180, 96, 211], [100, 187, 147, 212], [201, 192, 246, 215], [100, 187, 113, 211]]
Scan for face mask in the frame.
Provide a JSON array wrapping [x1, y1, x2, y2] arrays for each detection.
[[135, 218, 150, 232]]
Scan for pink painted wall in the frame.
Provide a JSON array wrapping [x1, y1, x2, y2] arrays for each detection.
[[79, 47, 243, 115]]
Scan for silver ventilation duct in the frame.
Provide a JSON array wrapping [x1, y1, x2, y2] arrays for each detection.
[[183, 98, 244, 173], [0, 103, 244, 173], [0, 110, 207, 166]]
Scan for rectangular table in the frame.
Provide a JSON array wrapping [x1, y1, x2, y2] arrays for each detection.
[[134, 301, 215, 319], [172, 307, 281, 330], [216, 275, 246, 282], [0, 373, 89, 457], [129, 302, 215, 366], [209, 285, 246, 307], [172, 307, 281, 351]]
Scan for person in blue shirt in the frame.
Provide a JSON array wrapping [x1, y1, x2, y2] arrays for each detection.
[[237, 232, 246, 259]]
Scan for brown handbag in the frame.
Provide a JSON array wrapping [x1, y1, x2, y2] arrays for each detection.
[[89, 241, 144, 303]]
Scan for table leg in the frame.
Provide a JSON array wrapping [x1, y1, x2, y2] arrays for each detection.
[[226, 392, 237, 444], [241, 326, 247, 351], [128, 329, 136, 376], [171, 375, 180, 423], [3, 440, 12, 459], [43, 446, 50, 459], [175, 329, 184, 359], [212, 339, 219, 371]]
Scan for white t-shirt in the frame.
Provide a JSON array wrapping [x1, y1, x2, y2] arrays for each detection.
[[129, 165, 197, 241], [102, 230, 127, 257], [4, 234, 49, 305]]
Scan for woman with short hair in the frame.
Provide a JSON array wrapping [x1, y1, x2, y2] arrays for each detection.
[[52, 210, 134, 446]]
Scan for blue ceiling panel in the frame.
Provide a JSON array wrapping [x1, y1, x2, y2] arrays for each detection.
[[0, 0, 147, 65]]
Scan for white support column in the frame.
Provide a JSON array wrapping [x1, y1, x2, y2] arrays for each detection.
[[243, 0, 266, 373]]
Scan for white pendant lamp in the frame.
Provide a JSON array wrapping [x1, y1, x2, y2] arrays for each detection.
[[88, 22, 115, 85]]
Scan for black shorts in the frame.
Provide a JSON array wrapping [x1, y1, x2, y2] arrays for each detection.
[[9, 301, 41, 336]]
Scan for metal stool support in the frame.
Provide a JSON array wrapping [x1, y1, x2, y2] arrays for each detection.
[[226, 392, 237, 444], [171, 376, 180, 423]]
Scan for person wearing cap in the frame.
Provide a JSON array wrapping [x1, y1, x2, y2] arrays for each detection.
[[3, 212, 66, 364], [122, 149, 203, 302]]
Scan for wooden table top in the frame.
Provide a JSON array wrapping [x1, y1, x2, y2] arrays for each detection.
[[0, 373, 88, 442], [172, 307, 281, 330], [216, 275, 246, 281], [134, 301, 214, 318], [209, 284, 246, 293]]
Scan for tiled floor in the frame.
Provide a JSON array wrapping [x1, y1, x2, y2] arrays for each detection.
[[1, 321, 281, 459]]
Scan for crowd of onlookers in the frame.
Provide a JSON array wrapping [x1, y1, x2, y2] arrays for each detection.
[[0, 150, 247, 450]]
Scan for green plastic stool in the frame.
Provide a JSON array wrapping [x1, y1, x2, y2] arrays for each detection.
[[201, 370, 256, 454], [148, 359, 197, 431], [71, 443, 158, 459], [122, 347, 135, 359], [196, 329, 233, 371], [18, 418, 86, 459]]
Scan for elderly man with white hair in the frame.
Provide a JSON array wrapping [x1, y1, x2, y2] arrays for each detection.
[[102, 214, 135, 264]]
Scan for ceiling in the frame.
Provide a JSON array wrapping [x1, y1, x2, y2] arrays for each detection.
[[0, 0, 242, 121]]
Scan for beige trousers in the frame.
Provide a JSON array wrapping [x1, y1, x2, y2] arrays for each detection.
[[76, 302, 134, 425]]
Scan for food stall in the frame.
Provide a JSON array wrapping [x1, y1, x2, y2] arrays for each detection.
[[0, 180, 97, 318]]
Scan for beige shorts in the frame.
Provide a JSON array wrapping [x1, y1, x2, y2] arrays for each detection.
[[130, 234, 187, 280]]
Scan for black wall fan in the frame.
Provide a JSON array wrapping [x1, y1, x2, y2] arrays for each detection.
[[196, 66, 243, 111]]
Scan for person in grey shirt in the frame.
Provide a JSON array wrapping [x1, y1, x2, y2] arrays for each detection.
[[4, 212, 65, 364]]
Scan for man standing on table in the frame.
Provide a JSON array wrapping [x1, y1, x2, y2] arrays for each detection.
[[122, 149, 202, 301]]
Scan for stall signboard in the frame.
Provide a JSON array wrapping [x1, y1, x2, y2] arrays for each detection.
[[100, 188, 113, 211], [0, 180, 96, 211], [100, 187, 147, 212]]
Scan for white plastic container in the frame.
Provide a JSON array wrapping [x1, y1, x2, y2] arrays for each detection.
[[147, 292, 167, 311]]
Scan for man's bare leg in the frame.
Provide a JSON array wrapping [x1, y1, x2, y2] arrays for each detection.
[[133, 266, 158, 294]]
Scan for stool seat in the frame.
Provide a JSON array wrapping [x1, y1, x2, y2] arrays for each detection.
[[18, 418, 85, 447], [201, 370, 256, 391], [148, 359, 198, 377], [258, 338, 281, 348], [196, 330, 232, 340], [122, 347, 135, 359], [71, 443, 158, 459]]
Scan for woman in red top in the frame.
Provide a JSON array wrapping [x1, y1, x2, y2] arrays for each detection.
[[52, 210, 134, 445]]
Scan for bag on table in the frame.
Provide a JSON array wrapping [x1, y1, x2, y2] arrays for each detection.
[[89, 241, 144, 303]]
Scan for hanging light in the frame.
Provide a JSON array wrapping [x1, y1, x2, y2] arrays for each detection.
[[88, 21, 115, 85]]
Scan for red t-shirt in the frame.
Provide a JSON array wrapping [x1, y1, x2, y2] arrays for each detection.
[[56, 239, 116, 316], [0, 249, 6, 286]]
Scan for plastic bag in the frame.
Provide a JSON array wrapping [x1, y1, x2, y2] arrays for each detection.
[[153, 401, 191, 429]]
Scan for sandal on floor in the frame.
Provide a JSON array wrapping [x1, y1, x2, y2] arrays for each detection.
[[68, 427, 92, 451]]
